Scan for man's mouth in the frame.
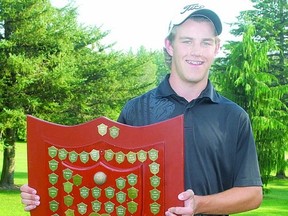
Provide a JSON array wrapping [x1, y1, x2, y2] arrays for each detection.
[[186, 60, 203, 65]]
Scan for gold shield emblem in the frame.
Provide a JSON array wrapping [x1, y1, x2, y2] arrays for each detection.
[[109, 126, 120, 139], [97, 123, 108, 136], [49, 200, 59, 212]]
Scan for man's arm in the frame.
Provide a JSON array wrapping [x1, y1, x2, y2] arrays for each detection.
[[166, 186, 262, 215]]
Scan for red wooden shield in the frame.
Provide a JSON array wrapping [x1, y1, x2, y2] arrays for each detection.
[[27, 115, 184, 216]]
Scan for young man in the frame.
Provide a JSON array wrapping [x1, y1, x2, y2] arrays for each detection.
[[21, 2, 263, 215]]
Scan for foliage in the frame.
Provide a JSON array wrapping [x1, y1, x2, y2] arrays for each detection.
[[238, 0, 288, 182], [151, 49, 169, 84], [71, 46, 158, 122], [212, 0, 288, 185], [0, 0, 157, 187]]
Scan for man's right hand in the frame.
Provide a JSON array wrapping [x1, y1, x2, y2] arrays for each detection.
[[20, 184, 40, 211]]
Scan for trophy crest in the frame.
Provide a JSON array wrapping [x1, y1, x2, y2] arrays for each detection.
[[27, 115, 184, 215]]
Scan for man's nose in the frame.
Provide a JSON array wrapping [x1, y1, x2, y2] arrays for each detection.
[[189, 43, 202, 56]]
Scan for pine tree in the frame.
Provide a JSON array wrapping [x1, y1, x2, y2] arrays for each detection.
[[212, 0, 288, 185]]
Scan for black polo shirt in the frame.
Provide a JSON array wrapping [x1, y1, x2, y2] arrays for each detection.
[[118, 74, 262, 213]]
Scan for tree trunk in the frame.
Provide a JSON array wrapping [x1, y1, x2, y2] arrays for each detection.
[[276, 170, 287, 179], [275, 151, 287, 179], [0, 128, 16, 189]]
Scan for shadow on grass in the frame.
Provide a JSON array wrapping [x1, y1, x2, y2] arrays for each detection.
[[0, 189, 20, 194], [14, 171, 28, 179], [0, 172, 27, 190], [263, 180, 288, 201]]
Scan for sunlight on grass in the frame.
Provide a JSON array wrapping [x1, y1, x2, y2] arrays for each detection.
[[0, 142, 29, 215], [234, 179, 288, 215], [0, 190, 30, 216], [14, 142, 29, 185], [0, 142, 28, 185]]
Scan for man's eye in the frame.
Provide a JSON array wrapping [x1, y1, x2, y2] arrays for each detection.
[[203, 41, 213, 46], [183, 40, 192, 44]]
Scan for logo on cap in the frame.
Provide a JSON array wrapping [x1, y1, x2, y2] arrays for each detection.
[[180, 4, 205, 14]]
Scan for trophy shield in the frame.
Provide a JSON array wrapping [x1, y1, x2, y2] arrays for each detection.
[[27, 115, 184, 215]]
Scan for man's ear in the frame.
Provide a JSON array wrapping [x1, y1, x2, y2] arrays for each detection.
[[215, 38, 221, 55], [164, 38, 173, 56]]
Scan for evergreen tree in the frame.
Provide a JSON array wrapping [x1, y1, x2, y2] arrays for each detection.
[[0, 0, 157, 188], [212, 0, 288, 185], [234, 0, 288, 179]]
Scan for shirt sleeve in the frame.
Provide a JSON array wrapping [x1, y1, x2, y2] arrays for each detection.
[[233, 112, 262, 187]]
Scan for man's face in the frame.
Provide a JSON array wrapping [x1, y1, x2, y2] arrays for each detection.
[[165, 18, 220, 86]]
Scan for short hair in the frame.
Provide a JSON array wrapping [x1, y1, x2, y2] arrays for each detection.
[[164, 16, 219, 69]]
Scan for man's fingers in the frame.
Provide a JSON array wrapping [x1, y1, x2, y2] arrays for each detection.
[[178, 189, 194, 200], [20, 183, 40, 210], [21, 195, 40, 204], [21, 191, 40, 201], [167, 206, 194, 215], [24, 204, 38, 212], [20, 187, 40, 212], [166, 189, 196, 215], [20, 184, 37, 194], [21, 197, 40, 212]]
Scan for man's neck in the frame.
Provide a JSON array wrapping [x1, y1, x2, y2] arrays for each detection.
[[169, 75, 208, 102]]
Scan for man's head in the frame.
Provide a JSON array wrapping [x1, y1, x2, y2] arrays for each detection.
[[164, 2, 222, 69], [163, 2, 222, 89]]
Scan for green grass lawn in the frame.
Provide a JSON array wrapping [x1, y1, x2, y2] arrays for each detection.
[[235, 179, 288, 216], [0, 142, 30, 216], [0, 142, 287, 215]]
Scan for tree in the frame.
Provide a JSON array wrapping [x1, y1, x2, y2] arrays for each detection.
[[0, 0, 158, 188], [73, 46, 157, 122], [212, 24, 288, 186], [0, 0, 108, 188], [151, 49, 169, 85], [231, 0, 288, 179]]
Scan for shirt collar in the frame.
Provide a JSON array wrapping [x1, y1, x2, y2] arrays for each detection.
[[156, 74, 176, 98], [156, 74, 221, 103]]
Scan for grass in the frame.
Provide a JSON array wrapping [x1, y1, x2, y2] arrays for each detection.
[[0, 142, 287, 215], [234, 178, 288, 215], [0, 142, 30, 215]]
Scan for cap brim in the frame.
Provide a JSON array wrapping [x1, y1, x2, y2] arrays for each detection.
[[191, 9, 222, 35], [168, 8, 222, 37]]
